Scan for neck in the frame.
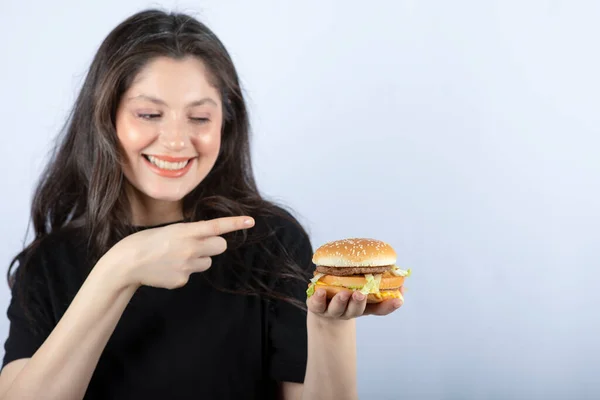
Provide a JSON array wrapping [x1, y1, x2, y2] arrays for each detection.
[[125, 184, 184, 227]]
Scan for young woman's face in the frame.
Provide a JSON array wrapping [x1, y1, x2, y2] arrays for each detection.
[[115, 56, 223, 204]]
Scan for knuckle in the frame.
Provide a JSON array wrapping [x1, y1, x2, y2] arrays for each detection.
[[196, 257, 211, 270], [181, 246, 195, 260], [179, 263, 191, 274], [210, 222, 222, 237], [216, 237, 227, 252], [174, 274, 189, 288], [159, 237, 172, 253]]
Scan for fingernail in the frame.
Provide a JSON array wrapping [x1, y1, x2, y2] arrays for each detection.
[[393, 299, 403, 308], [317, 289, 326, 298], [355, 292, 365, 301], [244, 218, 254, 226], [339, 293, 349, 301]]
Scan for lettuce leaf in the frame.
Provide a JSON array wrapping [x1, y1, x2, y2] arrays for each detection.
[[306, 273, 325, 297], [359, 274, 382, 295], [391, 266, 412, 277]]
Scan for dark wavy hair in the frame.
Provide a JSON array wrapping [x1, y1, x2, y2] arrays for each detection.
[[7, 9, 311, 313]]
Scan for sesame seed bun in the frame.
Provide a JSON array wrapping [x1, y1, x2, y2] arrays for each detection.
[[312, 238, 397, 267]]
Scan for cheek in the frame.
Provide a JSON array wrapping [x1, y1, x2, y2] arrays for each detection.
[[192, 125, 222, 156], [116, 117, 156, 158]]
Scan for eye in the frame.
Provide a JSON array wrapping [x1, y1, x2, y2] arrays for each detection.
[[138, 113, 161, 120], [190, 117, 210, 124]]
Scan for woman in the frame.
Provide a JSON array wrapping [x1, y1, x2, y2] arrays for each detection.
[[0, 9, 402, 400]]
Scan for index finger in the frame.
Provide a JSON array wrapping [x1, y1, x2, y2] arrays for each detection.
[[190, 216, 255, 237]]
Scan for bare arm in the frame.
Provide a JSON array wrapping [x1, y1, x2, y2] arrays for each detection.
[[279, 314, 358, 400], [303, 314, 358, 400], [0, 258, 136, 400], [281, 289, 403, 400], [0, 216, 254, 400]]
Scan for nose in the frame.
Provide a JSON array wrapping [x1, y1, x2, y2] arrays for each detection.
[[159, 125, 187, 152]]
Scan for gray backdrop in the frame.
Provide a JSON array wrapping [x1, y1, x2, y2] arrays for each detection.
[[1, 1, 598, 399]]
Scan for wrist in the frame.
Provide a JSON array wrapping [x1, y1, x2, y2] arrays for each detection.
[[93, 250, 141, 293], [307, 311, 356, 334]]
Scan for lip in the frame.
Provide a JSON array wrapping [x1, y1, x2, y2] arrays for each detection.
[[144, 154, 196, 162], [142, 155, 195, 178]]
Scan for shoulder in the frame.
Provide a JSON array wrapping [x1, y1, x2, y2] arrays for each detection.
[[3, 227, 84, 349], [17, 225, 85, 265], [11, 225, 88, 288]]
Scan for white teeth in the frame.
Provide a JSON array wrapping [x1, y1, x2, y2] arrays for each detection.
[[147, 155, 190, 170]]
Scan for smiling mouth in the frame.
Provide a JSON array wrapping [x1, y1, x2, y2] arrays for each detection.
[[143, 154, 194, 171]]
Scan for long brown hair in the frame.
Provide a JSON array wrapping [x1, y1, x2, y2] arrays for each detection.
[[8, 9, 311, 313]]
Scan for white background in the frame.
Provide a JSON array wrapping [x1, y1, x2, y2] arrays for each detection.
[[1, 1, 599, 399]]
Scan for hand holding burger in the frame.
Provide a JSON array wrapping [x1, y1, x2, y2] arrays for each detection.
[[306, 238, 410, 319]]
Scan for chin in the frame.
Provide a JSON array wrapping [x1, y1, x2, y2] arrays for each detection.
[[142, 186, 195, 202], [147, 194, 187, 202], [124, 178, 195, 202]]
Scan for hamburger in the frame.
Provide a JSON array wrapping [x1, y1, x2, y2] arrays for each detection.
[[306, 238, 411, 303]]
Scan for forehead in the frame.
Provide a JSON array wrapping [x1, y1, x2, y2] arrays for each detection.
[[126, 56, 220, 102]]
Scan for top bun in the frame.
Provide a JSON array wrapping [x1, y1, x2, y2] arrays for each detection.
[[312, 238, 397, 267]]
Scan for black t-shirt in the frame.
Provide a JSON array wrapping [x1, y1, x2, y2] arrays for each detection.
[[2, 212, 314, 399]]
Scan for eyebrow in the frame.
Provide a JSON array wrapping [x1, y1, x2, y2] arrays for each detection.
[[128, 94, 218, 108]]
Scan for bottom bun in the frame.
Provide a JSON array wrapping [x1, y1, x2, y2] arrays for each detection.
[[316, 284, 403, 304]]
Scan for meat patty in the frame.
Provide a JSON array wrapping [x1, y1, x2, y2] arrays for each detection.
[[316, 265, 393, 276]]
